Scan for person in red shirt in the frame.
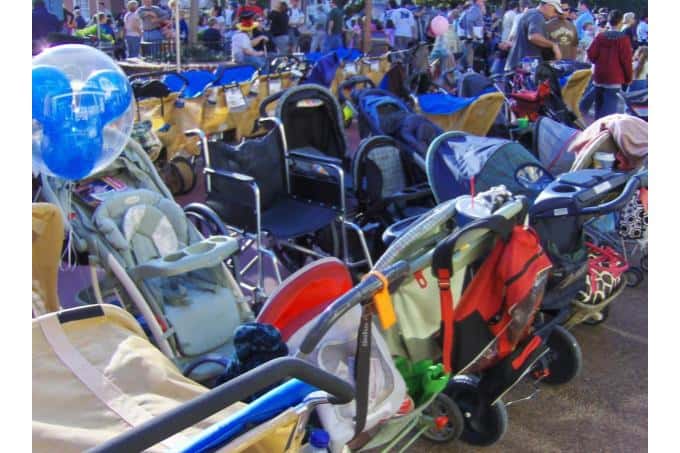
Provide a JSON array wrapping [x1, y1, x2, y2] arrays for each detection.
[[236, 0, 264, 21], [586, 9, 632, 119]]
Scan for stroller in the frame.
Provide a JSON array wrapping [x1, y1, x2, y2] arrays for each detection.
[[425, 130, 647, 328], [286, 193, 578, 449], [531, 114, 649, 291], [32, 204, 355, 453]]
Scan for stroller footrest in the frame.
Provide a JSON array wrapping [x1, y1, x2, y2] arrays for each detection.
[[129, 236, 239, 280]]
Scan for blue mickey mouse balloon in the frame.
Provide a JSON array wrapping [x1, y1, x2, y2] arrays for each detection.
[[32, 45, 134, 181]]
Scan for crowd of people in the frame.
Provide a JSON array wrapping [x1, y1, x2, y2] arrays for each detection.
[[33, 0, 649, 110]]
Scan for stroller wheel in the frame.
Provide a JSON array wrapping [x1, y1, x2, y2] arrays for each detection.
[[640, 255, 648, 272], [624, 267, 644, 288], [444, 376, 508, 447], [582, 305, 610, 326], [171, 156, 197, 196], [542, 325, 582, 385], [421, 393, 464, 444]]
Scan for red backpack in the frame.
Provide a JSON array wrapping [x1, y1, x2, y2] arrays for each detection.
[[432, 218, 553, 375]]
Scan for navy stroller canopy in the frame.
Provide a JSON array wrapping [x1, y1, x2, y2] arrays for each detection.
[[427, 132, 553, 204]]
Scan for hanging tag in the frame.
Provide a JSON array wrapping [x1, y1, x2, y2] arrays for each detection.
[[370, 60, 380, 72], [364, 271, 396, 330], [268, 77, 282, 94], [345, 62, 357, 75], [225, 87, 246, 109]]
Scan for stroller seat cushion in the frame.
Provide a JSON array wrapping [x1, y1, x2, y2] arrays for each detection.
[[124, 205, 181, 261], [365, 145, 408, 199]]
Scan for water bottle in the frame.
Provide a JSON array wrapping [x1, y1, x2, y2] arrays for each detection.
[[302, 429, 330, 453]]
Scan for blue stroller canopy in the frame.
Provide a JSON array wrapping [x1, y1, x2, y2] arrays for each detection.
[[427, 132, 553, 203], [305, 52, 341, 87], [163, 70, 215, 98], [354, 88, 412, 135], [417, 92, 477, 115], [534, 116, 580, 175], [214, 65, 258, 86]]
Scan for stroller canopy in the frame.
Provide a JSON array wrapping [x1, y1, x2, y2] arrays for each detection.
[[533, 116, 581, 174], [353, 88, 412, 136], [427, 132, 552, 203]]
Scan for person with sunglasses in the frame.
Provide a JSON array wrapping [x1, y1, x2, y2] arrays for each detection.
[[545, 1, 578, 60]]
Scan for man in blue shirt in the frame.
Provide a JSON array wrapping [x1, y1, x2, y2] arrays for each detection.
[[573, 0, 594, 39], [636, 10, 648, 45], [461, 0, 485, 70]]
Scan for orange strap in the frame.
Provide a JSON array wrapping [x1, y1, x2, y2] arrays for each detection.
[[363, 271, 397, 330], [437, 269, 454, 374]]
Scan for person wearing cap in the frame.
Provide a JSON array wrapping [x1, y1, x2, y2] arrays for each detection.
[[505, 0, 563, 71], [231, 11, 269, 71], [584, 9, 632, 120], [545, 2, 578, 61]]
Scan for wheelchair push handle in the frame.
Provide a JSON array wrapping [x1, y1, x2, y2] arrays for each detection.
[[298, 261, 410, 355], [87, 357, 354, 453], [579, 172, 643, 216]]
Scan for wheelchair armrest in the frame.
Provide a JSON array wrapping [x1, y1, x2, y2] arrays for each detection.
[[128, 236, 240, 280], [383, 183, 432, 205], [289, 149, 344, 167], [204, 167, 255, 185]]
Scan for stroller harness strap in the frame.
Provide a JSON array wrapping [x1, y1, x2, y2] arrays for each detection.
[[37, 314, 188, 450]]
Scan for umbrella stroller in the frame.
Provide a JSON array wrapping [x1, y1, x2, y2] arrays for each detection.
[[425, 130, 647, 328]]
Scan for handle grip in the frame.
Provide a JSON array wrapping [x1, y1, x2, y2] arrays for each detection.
[[579, 174, 642, 216], [337, 75, 375, 104]]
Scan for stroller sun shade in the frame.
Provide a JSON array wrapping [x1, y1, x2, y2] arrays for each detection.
[[427, 132, 554, 203]]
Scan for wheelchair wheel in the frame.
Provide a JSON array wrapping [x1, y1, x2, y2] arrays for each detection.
[[542, 325, 582, 385], [421, 393, 464, 444], [171, 156, 197, 196], [582, 305, 610, 326], [624, 267, 644, 288], [444, 376, 508, 447]]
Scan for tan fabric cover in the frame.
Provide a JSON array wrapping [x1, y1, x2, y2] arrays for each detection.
[[421, 92, 505, 137], [562, 69, 591, 121], [32, 203, 64, 316]]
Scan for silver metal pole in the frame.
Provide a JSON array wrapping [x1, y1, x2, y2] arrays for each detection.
[[175, 1, 181, 71], [96, 3, 101, 44]]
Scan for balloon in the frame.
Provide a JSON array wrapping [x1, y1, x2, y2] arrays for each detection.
[[32, 45, 134, 181], [84, 69, 133, 125], [32, 65, 71, 124], [431, 15, 450, 37]]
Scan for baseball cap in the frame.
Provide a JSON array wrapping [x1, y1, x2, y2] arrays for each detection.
[[542, 0, 564, 14]]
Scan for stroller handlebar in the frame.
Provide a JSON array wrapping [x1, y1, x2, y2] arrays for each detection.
[[337, 75, 375, 104], [579, 172, 643, 216], [259, 89, 287, 118], [87, 357, 354, 453], [298, 261, 410, 355]]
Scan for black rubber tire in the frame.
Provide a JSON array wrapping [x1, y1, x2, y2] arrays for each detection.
[[421, 393, 464, 444], [582, 305, 610, 326], [444, 376, 508, 447], [640, 254, 648, 272], [624, 267, 644, 288], [542, 325, 583, 385]]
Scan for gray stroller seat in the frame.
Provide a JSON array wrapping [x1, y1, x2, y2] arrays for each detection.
[[93, 188, 253, 380]]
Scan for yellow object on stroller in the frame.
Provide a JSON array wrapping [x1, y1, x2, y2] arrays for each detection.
[[416, 92, 505, 136]]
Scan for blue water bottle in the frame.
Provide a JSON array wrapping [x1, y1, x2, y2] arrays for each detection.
[[303, 429, 330, 453]]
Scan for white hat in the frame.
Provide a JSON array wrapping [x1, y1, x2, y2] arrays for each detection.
[[542, 0, 564, 14]]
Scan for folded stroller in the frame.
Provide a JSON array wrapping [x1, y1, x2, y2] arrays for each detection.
[[426, 130, 647, 327], [32, 203, 355, 453]]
